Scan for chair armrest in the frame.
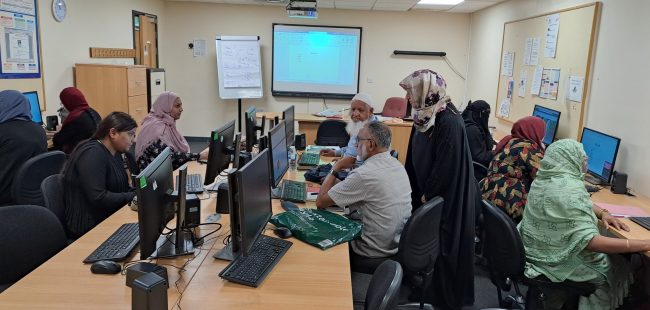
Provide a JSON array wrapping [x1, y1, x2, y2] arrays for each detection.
[[398, 303, 434, 310], [522, 276, 596, 297]]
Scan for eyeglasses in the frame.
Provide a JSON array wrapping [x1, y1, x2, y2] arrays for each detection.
[[355, 137, 373, 146]]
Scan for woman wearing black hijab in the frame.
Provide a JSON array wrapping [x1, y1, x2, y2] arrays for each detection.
[[462, 100, 494, 181]]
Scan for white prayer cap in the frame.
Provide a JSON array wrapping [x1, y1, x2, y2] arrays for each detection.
[[351, 92, 374, 107]]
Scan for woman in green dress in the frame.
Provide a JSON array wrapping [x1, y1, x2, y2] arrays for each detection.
[[518, 139, 649, 309]]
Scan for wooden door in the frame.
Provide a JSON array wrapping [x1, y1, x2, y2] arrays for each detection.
[[133, 12, 158, 68]]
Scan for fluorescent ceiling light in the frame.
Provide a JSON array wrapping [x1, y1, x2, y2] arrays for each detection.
[[418, 0, 464, 5]]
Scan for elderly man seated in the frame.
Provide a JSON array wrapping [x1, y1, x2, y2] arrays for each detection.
[[316, 121, 411, 273], [320, 92, 378, 169]]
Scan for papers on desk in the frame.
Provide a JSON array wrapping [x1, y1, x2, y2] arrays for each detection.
[[305, 145, 340, 153], [595, 203, 649, 218]]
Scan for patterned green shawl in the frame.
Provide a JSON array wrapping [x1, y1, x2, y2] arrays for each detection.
[[518, 139, 599, 282]]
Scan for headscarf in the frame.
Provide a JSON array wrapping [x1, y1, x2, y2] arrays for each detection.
[[60, 87, 91, 126], [0, 90, 31, 124], [494, 116, 545, 153], [462, 100, 493, 149], [135, 91, 190, 159], [399, 69, 451, 132], [518, 139, 600, 282]]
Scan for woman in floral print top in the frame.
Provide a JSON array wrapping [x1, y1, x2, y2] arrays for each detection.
[[479, 116, 546, 223]]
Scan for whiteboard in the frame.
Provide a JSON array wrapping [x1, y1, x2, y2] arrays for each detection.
[[215, 36, 263, 99]]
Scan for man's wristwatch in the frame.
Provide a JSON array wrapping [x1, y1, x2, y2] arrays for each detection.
[[330, 169, 341, 180]]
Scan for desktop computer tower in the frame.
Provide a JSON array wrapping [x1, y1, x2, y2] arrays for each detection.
[[184, 194, 201, 227]]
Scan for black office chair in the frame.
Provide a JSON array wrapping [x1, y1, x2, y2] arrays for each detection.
[[362, 260, 403, 310], [0, 205, 67, 292], [397, 196, 444, 309], [390, 150, 399, 160], [472, 161, 488, 183], [11, 151, 66, 206], [315, 119, 349, 147], [481, 199, 596, 309], [41, 174, 70, 237]]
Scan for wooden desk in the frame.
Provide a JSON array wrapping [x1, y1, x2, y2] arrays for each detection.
[[0, 162, 353, 309], [258, 112, 412, 165], [591, 189, 650, 258]]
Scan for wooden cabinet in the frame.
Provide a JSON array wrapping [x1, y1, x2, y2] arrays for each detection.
[[75, 64, 148, 127]]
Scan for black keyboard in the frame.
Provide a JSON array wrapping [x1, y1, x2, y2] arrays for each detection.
[[176, 173, 204, 194], [219, 235, 292, 287], [298, 152, 320, 166], [281, 180, 307, 202], [630, 217, 650, 231], [83, 223, 140, 263], [585, 184, 600, 193]]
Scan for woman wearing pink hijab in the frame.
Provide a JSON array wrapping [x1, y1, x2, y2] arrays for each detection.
[[135, 92, 208, 170]]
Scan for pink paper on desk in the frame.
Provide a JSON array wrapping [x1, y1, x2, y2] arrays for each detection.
[[595, 203, 649, 218]]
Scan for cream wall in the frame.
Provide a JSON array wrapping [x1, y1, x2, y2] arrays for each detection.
[[37, 0, 165, 117], [468, 0, 650, 196], [161, 2, 470, 136]]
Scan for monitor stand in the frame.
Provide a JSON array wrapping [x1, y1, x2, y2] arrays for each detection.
[[213, 243, 234, 261], [150, 230, 195, 259], [271, 186, 282, 199], [584, 173, 604, 186]]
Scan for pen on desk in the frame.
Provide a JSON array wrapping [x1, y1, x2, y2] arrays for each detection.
[[610, 214, 629, 218]]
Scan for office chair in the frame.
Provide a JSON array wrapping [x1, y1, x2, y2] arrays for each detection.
[[472, 161, 489, 183], [41, 174, 72, 240], [362, 260, 403, 310], [381, 97, 408, 118], [315, 119, 349, 147], [11, 151, 66, 206], [390, 150, 399, 160], [397, 196, 444, 309], [481, 200, 595, 309], [0, 205, 67, 292]]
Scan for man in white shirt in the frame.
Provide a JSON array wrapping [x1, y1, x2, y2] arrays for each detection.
[[316, 121, 411, 273]]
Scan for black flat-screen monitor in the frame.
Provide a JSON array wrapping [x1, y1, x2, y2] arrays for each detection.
[[204, 120, 236, 186], [532, 104, 561, 145], [580, 127, 621, 184], [23, 91, 43, 124], [245, 106, 258, 152], [136, 148, 194, 259], [268, 122, 289, 188], [233, 133, 242, 169], [282, 105, 295, 147], [272, 23, 362, 99]]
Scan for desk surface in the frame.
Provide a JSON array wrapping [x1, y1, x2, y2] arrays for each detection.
[[258, 111, 414, 127], [0, 162, 353, 309]]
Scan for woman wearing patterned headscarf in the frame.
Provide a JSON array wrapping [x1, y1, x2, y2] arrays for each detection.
[[135, 91, 208, 171], [400, 70, 477, 309], [462, 100, 494, 181], [519, 139, 642, 310], [0, 90, 47, 205], [480, 116, 546, 223]]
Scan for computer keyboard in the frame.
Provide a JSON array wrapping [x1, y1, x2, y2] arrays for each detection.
[[281, 180, 307, 202], [219, 235, 292, 287], [298, 152, 320, 166], [83, 223, 140, 263], [630, 217, 650, 231], [176, 173, 204, 194], [585, 183, 600, 193]]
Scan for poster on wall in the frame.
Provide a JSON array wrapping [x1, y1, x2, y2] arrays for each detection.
[[544, 13, 560, 58], [501, 51, 514, 77], [568, 76, 584, 102], [0, 0, 40, 79], [499, 98, 511, 118], [518, 69, 528, 98], [540, 68, 561, 100]]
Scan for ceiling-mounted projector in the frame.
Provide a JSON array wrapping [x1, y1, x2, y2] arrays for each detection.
[[286, 0, 317, 18]]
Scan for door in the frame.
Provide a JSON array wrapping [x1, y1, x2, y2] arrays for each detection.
[[132, 12, 158, 68]]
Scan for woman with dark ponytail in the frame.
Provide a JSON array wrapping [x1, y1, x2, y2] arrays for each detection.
[[62, 112, 138, 239]]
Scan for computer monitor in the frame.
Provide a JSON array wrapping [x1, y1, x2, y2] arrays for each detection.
[[136, 147, 194, 259], [213, 149, 272, 261], [268, 122, 289, 188], [204, 120, 236, 186], [532, 105, 561, 146], [282, 105, 295, 147], [580, 127, 621, 185], [233, 133, 242, 169], [244, 106, 266, 152], [23, 91, 43, 124]]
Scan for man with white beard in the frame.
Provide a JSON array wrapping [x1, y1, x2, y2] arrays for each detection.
[[320, 93, 378, 169]]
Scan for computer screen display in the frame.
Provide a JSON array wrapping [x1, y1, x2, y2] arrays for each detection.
[[245, 106, 257, 152], [204, 120, 236, 186], [230, 149, 272, 257], [532, 105, 560, 145], [283, 105, 295, 147], [580, 127, 621, 183], [268, 122, 288, 188], [23, 91, 43, 124]]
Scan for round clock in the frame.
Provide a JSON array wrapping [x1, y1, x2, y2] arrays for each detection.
[[52, 0, 67, 22]]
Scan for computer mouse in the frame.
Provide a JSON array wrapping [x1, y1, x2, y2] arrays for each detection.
[[274, 227, 292, 239], [90, 260, 122, 274], [281, 200, 299, 211]]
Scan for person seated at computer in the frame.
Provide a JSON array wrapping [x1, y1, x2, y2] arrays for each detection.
[[135, 91, 208, 171], [316, 121, 411, 274], [519, 139, 644, 310], [63, 112, 138, 239], [480, 116, 545, 223], [0, 90, 47, 205], [52, 87, 102, 154], [462, 100, 494, 181], [319, 92, 378, 169]]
